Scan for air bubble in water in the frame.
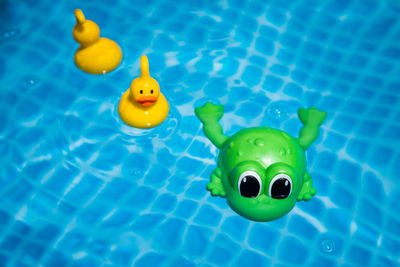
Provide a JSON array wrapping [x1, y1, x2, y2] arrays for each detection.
[[321, 239, 335, 254]]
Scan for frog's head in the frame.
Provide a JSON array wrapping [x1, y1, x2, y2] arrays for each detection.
[[219, 128, 307, 221]]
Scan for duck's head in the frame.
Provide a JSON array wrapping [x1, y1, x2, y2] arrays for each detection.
[[130, 55, 160, 107], [72, 9, 100, 47]]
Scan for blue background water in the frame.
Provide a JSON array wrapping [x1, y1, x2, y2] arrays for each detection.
[[1, 0, 400, 266]]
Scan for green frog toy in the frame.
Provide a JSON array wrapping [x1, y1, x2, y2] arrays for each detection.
[[195, 102, 327, 222]]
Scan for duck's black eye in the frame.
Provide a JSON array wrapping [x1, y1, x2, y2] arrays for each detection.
[[151, 90, 154, 94], [238, 171, 261, 198], [269, 174, 292, 199], [140, 90, 143, 94]]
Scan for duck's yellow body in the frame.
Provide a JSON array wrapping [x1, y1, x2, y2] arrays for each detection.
[[118, 56, 169, 129], [72, 9, 122, 74]]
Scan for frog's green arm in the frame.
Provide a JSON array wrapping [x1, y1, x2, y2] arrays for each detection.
[[195, 102, 229, 149], [297, 172, 317, 201], [297, 107, 327, 150]]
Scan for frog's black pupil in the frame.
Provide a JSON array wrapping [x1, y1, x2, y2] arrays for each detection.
[[140, 90, 143, 94], [240, 175, 260, 198], [271, 178, 291, 199]]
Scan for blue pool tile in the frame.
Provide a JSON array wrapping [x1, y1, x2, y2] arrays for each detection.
[[221, 216, 249, 241], [126, 186, 156, 210], [237, 101, 263, 118], [276, 49, 294, 64], [233, 249, 269, 267], [248, 224, 278, 253], [249, 55, 267, 67], [345, 244, 372, 266], [331, 183, 355, 211], [184, 225, 212, 257], [255, 37, 275, 56], [44, 250, 70, 267], [110, 248, 137, 265], [300, 195, 325, 217], [193, 204, 222, 226], [166, 176, 189, 194], [152, 193, 177, 212], [242, 65, 263, 87], [262, 75, 284, 92], [291, 69, 309, 84], [77, 202, 110, 225], [1, 234, 22, 251], [145, 165, 170, 186], [362, 172, 384, 202], [168, 257, 195, 267], [270, 64, 289, 76], [176, 156, 204, 175], [64, 174, 103, 205], [34, 224, 60, 243], [315, 151, 338, 173], [283, 83, 303, 98], [381, 235, 400, 257], [99, 178, 134, 200], [324, 132, 346, 151], [385, 216, 400, 237], [218, 57, 239, 77], [352, 223, 380, 247], [331, 115, 357, 133], [325, 209, 350, 235], [88, 240, 109, 255], [374, 256, 397, 267], [58, 231, 86, 252], [369, 145, 394, 167], [288, 215, 318, 239], [185, 180, 208, 199], [227, 47, 247, 58], [335, 160, 361, 188], [204, 77, 227, 98], [152, 218, 186, 251], [383, 125, 400, 140], [310, 256, 336, 267], [175, 199, 198, 219], [5, 180, 33, 205], [280, 33, 301, 49], [0, 209, 10, 226], [102, 210, 135, 227], [278, 236, 308, 264], [161, 65, 187, 84], [259, 25, 279, 40], [20, 242, 46, 262], [347, 139, 370, 161], [357, 198, 382, 226], [207, 233, 240, 266], [131, 213, 165, 236]]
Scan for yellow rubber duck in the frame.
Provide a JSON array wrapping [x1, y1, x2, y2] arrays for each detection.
[[118, 55, 169, 129], [72, 9, 122, 74]]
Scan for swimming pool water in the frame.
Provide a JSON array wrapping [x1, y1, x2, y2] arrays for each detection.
[[1, 0, 400, 266]]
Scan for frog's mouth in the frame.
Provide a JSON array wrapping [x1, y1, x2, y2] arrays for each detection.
[[136, 96, 158, 107]]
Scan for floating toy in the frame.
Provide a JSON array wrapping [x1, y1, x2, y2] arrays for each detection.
[[118, 55, 169, 128], [72, 9, 122, 74], [195, 102, 327, 222]]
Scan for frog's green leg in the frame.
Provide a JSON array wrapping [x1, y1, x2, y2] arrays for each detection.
[[206, 167, 226, 197], [297, 107, 327, 150], [195, 102, 229, 149], [297, 172, 317, 201]]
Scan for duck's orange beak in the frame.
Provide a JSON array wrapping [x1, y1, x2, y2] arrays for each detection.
[[136, 96, 158, 107]]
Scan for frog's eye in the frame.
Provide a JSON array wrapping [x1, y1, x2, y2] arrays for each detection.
[[269, 174, 292, 199], [238, 171, 262, 198]]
